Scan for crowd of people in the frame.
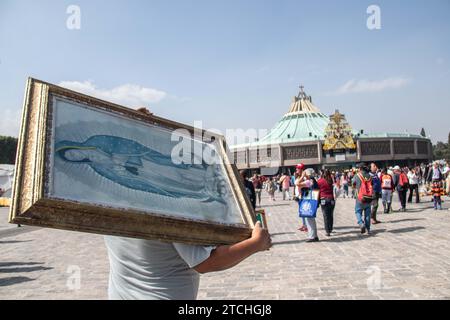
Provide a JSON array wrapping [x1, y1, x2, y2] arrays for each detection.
[[241, 160, 450, 243]]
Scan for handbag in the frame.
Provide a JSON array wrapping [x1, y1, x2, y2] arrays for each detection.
[[298, 188, 319, 218]]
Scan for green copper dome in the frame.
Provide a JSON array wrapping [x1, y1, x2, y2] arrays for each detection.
[[234, 87, 330, 148], [231, 86, 429, 150]]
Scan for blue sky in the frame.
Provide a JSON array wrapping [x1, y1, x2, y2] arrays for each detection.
[[1, 0, 449, 143]]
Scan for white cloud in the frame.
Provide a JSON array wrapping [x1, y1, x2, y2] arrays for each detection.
[[0, 108, 21, 137], [331, 77, 411, 95], [58, 81, 167, 107]]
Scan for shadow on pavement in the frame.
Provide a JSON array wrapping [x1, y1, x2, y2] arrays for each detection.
[[0, 240, 33, 244], [0, 262, 44, 267], [332, 226, 359, 230], [388, 226, 426, 234], [320, 229, 387, 243], [275, 221, 427, 246], [386, 218, 425, 224], [0, 266, 53, 273], [0, 276, 35, 287]]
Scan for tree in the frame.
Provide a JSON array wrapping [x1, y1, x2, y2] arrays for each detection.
[[0, 136, 18, 164], [448, 131, 450, 145], [420, 128, 426, 137], [433, 140, 450, 161]]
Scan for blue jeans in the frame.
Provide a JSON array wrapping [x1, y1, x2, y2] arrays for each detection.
[[355, 201, 371, 231]]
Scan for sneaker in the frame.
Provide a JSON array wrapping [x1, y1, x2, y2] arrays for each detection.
[[306, 237, 320, 243], [360, 225, 366, 234], [326, 233, 331, 237], [367, 230, 372, 235]]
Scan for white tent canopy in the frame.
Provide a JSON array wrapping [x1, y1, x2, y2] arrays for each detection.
[[0, 164, 15, 198]]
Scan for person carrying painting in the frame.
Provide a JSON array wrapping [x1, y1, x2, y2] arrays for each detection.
[[104, 108, 272, 300], [105, 221, 271, 299]]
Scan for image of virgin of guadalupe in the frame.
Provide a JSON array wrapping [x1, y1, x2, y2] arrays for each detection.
[[54, 135, 229, 206]]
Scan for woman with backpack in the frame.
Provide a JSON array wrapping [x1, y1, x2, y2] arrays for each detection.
[[352, 163, 373, 235], [380, 168, 395, 213], [393, 166, 409, 212], [318, 169, 335, 237]]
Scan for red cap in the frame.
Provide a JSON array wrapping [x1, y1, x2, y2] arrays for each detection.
[[296, 163, 305, 170]]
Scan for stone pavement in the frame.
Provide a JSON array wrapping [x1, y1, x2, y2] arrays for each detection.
[[0, 192, 449, 300]]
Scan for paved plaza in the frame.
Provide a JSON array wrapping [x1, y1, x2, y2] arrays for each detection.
[[0, 192, 449, 300]]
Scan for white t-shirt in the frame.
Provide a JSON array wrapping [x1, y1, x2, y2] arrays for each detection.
[[104, 236, 215, 300], [407, 171, 419, 185]]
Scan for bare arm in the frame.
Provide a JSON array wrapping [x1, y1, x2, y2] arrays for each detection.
[[194, 222, 271, 274]]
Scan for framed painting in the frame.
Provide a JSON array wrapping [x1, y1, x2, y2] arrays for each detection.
[[9, 78, 256, 245]]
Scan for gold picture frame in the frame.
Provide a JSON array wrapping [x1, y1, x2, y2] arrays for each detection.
[[9, 78, 256, 245]]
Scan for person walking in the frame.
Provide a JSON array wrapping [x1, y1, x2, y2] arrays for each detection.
[[279, 172, 291, 200], [370, 163, 382, 224], [252, 174, 263, 207], [349, 169, 357, 199], [105, 220, 271, 299], [294, 164, 308, 232], [333, 173, 342, 199], [380, 168, 394, 213], [240, 171, 256, 209], [352, 163, 373, 235], [446, 170, 450, 196], [393, 166, 409, 212], [266, 177, 277, 202], [296, 168, 320, 242], [342, 173, 350, 198], [317, 169, 335, 237], [407, 167, 420, 203], [427, 161, 444, 210]]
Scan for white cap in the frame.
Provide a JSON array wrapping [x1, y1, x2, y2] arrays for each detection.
[[393, 166, 401, 171]]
